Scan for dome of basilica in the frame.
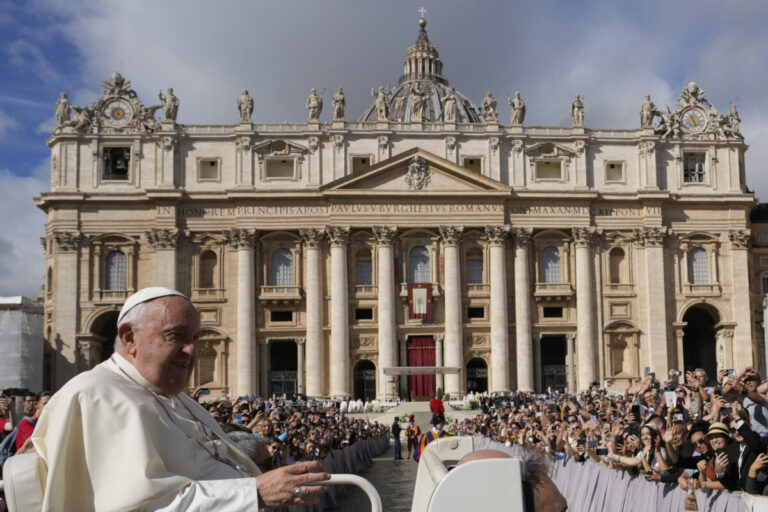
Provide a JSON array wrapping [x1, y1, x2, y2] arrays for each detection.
[[358, 18, 483, 124]]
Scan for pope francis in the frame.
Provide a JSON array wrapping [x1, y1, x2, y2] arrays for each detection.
[[31, 287, 330, 511]]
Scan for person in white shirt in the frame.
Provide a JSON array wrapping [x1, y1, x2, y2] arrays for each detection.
[[32, 287, 329, 511]]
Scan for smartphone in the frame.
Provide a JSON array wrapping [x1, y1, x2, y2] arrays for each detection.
[[587, 441, 597, 449], [630, 405, 641, 417], [200, 388, 211, 395], [233, 413, 243, 424], [674, 413, 684, 422], [596, 448, 608, 456]]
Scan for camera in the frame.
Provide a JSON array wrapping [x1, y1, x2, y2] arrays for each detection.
[[672, 370, 681, 377]]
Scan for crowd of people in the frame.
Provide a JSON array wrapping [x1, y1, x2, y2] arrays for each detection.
[[448, 367, 768, 496]]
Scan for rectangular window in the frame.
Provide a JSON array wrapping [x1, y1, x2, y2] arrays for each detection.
[[543, 307, 563, 318], [758, 233, 768, 245], [466, 259, 483, 284], [605, 161, 624, 183], [199, 159, 220, 181], [356, 260, 372, 285], [762, 277, 768, 294], [266, 159, 294, 179], [352, 156, 372, 172], [467, 307, 485, 319], [683, 153, 706, 183], [536, 161, 562, 181], [270, 310, 293, 322], [102, 147, 131, 180], [462, 157, 482, 173], [355, 308, 373, 320]]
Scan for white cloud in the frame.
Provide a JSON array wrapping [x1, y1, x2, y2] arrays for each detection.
[[7, 39, 61, 84], [0, 108, 20, 136], [36, 115, 55, 135], [0, 161, 48, 298]]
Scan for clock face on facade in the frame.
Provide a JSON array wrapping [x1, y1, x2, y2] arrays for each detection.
[[102, 99, 134, 128], [681, 108, 707, 134]]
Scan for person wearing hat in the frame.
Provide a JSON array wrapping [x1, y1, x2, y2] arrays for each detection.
[[414, 413, 448, 462], [30, 287, 330, 511], [405, 414, 421, 459], [693, 422, 732, 491]]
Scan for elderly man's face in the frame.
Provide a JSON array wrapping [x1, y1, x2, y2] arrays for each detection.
[[121, 296, 200, 395]]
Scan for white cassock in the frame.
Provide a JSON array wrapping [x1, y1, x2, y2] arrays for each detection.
[[31, 353, 262, 511]]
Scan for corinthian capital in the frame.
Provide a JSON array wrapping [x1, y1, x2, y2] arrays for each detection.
[[146, 227, 183, 249], [571, 227, 596, 247], [439, 225, 464, 247], [511, 227, 532, 247], [223, 228, 256, 250], [52, 230, 83, 251], [632, 226, 667, 247], [299, 227, 325, 248], [326, 226, 350, 247], [372, 226, 398, 245], [484, 225, 510, 246], [728, 229, 750, 249]]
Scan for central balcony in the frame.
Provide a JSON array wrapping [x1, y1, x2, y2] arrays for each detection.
[[534, 282, 574, 302], [258, 285, 303, 304]]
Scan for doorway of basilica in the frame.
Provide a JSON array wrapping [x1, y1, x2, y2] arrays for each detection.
[[407, 336, 436, 400], [541, 335, 567, 392], [91, 311, 118, 363], [466, 358, 488, 393], [268, 340, 297, 397], [353, 360, 377, 401], [683, 307, 717, 380]]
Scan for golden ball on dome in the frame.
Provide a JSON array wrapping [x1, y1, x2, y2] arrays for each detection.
[[418, 17, 427, 27]]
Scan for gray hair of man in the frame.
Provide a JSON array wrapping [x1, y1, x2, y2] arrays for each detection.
[[227, 431, 269, 464], [114, 301, 152, 351]]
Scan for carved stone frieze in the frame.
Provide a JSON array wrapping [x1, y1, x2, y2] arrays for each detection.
[[511, 139, 524, 153], [372, 226, 398, 245], [377, 135, 389, 149], [728, 229, 750, 249], [484, 225, 510, 246], [332, 134, 345, 149], [161, 135, 178, 152], [439, 225, 464, 246], [52, 231, 83, 251], [405, 156, 430, 190], [445, 136, 456, 151], [573, 140, 586, 156], [146, 227, 183, 249], [326, 226, 350, 246], [638, 141, 655, 155], [235, 136, 252, 151], [488, 137, 499, 152], [307, 136, 319, 153], [299, 227, 325, 248], [223, 228, 256, 250], [464, 335, 487, 348]]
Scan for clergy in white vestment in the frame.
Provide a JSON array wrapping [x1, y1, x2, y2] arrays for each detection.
[[31, 287, 330, 511]]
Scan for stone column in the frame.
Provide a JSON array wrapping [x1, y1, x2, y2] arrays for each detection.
[[673, 326, 686, 372], [512, 228, 534, 392], [52, 231, 83, 387], [225, 228, 257, 396], [146, 228, 182, 289], [566, 333, 577, 393], [729, 229, 754, 371], [300, 228, 325, 398], [534, 333, 542, 393], [399, 334, 408, 395], [637, 227, 670, 376], [439, 225, 464, 397], [573, 228, 597, 391], [327, 226, 351, 397], [486, 225, 510, 392], [259, 339, 269, 398], [435, 334, 445, 394], [296, 337, 306, 395], [373, 226, 398, 399]]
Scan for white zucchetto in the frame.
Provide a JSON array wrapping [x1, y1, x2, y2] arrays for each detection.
[[117, 287, 188, 324]]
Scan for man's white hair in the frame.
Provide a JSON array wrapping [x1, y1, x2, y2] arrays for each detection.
[[114, 301, 150, 350]]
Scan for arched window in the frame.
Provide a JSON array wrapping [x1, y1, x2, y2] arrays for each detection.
[[199, 250, 217, 288], [540, 247, 561, 283], [355, 248, 372, 286], [609, 247, 626, 284], [689, 247, 709, 284], [271, 249, 294, 286], [105, 250, 126, 290], [466, 248, 483, 284], [409, 246, 430, 283]]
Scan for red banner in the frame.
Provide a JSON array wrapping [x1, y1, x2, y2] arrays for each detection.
[[407, 283, 432, 320], [407, 336, 436, 399]]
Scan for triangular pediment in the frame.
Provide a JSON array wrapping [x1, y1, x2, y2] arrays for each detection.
[[524, 141, 577, 159], [323, 148, 510, 194]]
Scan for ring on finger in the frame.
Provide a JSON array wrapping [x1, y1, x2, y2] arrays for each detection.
[[294, 487, 305, 499]]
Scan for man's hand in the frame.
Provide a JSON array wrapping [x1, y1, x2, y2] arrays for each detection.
[[749, 453, 768, 478], [254, 461, 330, 508], [645, 470, 662, 482], [697, 459, 708, 474]]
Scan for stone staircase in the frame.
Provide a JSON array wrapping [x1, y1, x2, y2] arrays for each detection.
[[349, 401, 479, 433]]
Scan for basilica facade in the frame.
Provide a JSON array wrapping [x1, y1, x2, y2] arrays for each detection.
[[39, 18, 758, 399]]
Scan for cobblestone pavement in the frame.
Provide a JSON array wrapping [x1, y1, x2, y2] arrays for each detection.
[[332, 444, 418, 512]]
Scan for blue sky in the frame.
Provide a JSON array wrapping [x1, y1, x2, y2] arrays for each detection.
[[2, 0, 768, 297]]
